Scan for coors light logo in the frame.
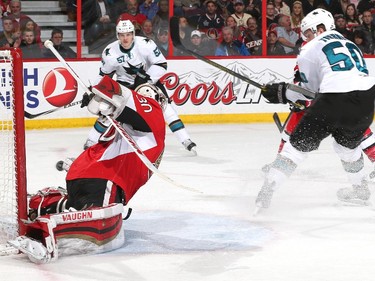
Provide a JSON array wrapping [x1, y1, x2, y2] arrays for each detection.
[[160, 62, 290, 106]]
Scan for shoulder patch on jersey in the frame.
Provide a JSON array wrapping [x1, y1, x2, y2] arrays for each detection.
[[105, 48, 110, 56]]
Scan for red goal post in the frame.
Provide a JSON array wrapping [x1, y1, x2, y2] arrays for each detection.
[[0, 48, 27, 243]]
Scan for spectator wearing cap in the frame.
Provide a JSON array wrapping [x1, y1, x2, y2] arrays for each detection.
[[215, 26, 250, 56], [197, 0, 225, 39], [335, 14, 353, 40], [267, 29, 286, 55], [355, 10, 375, 53], [231, 0, 252, 28], [190, 29, 215, 55], [43, 28, 76, 59], [275, 14, 299, 54], [155, 27, 169, 57]]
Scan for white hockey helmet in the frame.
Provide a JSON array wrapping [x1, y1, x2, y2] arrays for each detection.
[[301, 8, 335, 40], [135, 83, 167, 110], [116, 20, 135, 39]]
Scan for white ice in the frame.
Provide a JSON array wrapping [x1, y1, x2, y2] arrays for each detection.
[[2, 123, 375, 281]]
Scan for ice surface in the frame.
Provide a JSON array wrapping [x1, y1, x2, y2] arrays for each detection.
[[1, 123, 375, 281]]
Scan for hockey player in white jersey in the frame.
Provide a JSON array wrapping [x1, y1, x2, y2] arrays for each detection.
[[84, 20, 197, 155], [256, 8, 375, 210]]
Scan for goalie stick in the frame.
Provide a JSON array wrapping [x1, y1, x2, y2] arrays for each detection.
[[24, 100, 82, 119], [169, 17, 316, 100], [43, 40, 200, 193]]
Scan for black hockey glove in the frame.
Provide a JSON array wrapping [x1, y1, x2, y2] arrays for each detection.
[[81, 87, 94, 108], [261, 82, 288, 104], [134, 69, 151, 88]]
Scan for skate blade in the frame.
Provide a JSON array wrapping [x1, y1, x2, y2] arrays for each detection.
[[0, 243, 19, 256], [337, 199, 371, 206]]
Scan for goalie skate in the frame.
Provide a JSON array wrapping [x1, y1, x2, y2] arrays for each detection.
[[336, 182, 371, 206], [7, 236, 56, 264]]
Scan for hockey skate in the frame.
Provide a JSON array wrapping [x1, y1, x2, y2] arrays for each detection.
[[182, 139, 197, 156], [336, 180, 371, 206], [254, 181, 275, 213]]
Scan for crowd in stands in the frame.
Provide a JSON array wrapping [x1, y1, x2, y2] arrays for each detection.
[[0, 0, 375, 58], [0, 0, 76, 58]]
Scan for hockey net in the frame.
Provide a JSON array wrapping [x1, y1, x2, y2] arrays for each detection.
[[0, 48, 27, 244]]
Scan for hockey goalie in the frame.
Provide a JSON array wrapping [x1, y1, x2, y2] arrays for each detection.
[[6, 76, 167, 263]]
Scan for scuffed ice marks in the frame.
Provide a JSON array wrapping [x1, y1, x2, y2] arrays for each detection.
[[116, 210, 274, 254]]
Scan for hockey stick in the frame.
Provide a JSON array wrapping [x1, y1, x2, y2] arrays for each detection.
[[272, 111, 292, 133], [44, 40, 200, 193], [169, 17, 316, 99], [24, 100, 82, 119], [107, 117, 201, 193]]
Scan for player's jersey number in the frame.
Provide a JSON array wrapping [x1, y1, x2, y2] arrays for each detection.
[[322, 41, 368, 74]]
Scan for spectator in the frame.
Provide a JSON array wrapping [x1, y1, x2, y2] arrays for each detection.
[[300, 0, 322, 15], [216, 0, 234, 19], [338, 0, 351, 16], [20, 30, 43, 58], [353, 29, 372, 54], [334, 13, 353, 40], [242, 17, 262, 55], [215, 26, 250, 56], [0, 16, 20, 47], [177, 16, 193, 51], [197, 0, 225, 39], [43, 28, 76, 59], [355, 10, 375, 53], [266, 1, 278, 28], [275, 14, 299, 54], [318, 0, 341, 16], [357, 0, 375, 16], [290, 1, 304, 36], [174, 0, 183, 16], [66, 0, 77, 22], [345, 3, 361, 31], [82, 0, 114, 45], [245, 0, 261, 20], [6, 0, 33, 30], [267, 29, 286, 55], [20, 19, 41, 47], [181, 0, 201, 17], [190, 29, 216, 55], [155, 26, 169, 57], [231, 0, 252, 28], [140, 19, 156, 41], [151, 0, 169, 35], [274, 0, 290, 17], [139, 0, 159, 20], [225, 15, 243, 41], [118, 0, 147, 33]]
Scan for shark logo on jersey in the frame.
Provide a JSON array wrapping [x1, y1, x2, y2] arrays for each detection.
[[42, 67, 78, 107], [122, 62, 144, 75]]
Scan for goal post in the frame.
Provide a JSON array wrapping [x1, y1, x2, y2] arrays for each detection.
[[0, 48, 27, 243]]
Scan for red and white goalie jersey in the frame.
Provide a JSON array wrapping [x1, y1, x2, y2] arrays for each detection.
[[66, 86, 166, 203]]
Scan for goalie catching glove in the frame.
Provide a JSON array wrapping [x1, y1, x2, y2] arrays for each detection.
[[87, 76, 131, 118], [261, 82, 288, 104]]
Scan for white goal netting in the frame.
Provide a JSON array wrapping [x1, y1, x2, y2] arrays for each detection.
[[0, 49, 26, 244]]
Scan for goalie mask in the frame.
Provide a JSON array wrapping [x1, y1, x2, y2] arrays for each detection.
[[135, 83, 167, 110], [301, 8, 335, 41]]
